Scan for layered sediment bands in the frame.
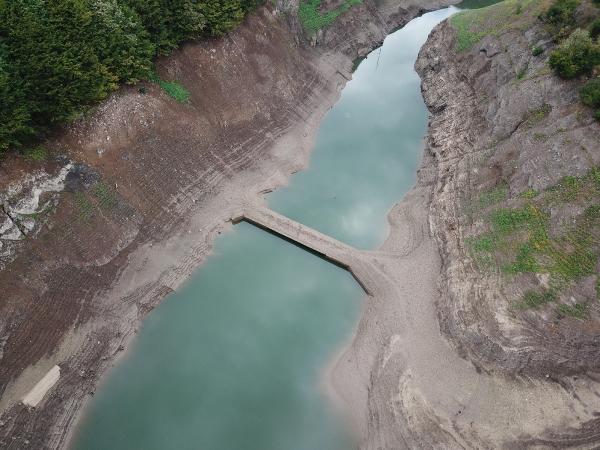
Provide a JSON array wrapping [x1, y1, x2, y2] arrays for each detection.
[[0, 0, 454, 448], [416, 20, 600, 376]]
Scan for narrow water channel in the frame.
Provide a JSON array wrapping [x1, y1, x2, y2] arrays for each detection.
[[73, 8, 456, 450]]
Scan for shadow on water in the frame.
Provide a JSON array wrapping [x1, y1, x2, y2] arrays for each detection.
[[239, 218, 350, 271]]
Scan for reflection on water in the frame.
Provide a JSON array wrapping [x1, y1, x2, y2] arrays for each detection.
[[269, 9, 457, 249], [74, 223, 360, 450], [73, 8, 456, 450]]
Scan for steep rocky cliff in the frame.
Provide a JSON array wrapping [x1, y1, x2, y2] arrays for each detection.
[[346, 1, 600, 447]]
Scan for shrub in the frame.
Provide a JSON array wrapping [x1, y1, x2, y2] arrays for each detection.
[[543, 0, 579, 28], [549, 29, 600, 78], [591, 19, 600, 40], [580, 78, 600, 107], [580, 77, 600, 120], [532, 45, 544, 56]]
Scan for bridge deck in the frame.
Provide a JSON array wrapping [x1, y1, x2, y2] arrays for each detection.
[[231, 206, 378, 295]]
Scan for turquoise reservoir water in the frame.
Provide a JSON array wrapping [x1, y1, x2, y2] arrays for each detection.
[[73, 8, 456, 450]]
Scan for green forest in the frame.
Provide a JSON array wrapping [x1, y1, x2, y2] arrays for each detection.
[[0, 0, 263, 155]]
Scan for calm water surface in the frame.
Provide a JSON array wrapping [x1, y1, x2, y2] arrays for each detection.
[[269, 10, 454, 248], [73, 8, 456, 450]]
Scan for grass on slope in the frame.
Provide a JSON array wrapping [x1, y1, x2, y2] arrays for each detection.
[[467, 168, 600, 317], [148, 72, 190, 103], [23, 146, 48, 162], [450, 0, 549, 51], [298, 0, 362, 33]]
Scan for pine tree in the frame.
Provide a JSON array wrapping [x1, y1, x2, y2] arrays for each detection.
[[88, 0, 155, 83], [0, 0, 264, 152]]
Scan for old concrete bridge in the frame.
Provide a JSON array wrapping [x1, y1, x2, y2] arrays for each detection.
[[230, 206, 386, 296]]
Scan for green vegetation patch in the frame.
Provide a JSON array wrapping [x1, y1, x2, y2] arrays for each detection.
[[515, 289, 556, 308], [549, 28, 600, 79], [73, 180, 121, 223], [467, 168, 600, 314], [157, 80, 190, 103], [298, 0, 362, 33], [580, 77, 600, 120], [92, 182, 119, 209], [479, 184, 509, 208], [556, 302, 588, 318], [74, 192, 94, 222], [449, 0, 545, 52], [520, 188, 539, 199], [23, 146, 48, 162], [149, 72, 190, 103]]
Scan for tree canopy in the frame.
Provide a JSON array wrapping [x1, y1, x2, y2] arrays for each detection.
[[0, 0, 263, 154]]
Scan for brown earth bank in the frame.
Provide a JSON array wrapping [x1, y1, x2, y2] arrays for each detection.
[[0, 0, 455, 448], [329, 3, 600, 449]]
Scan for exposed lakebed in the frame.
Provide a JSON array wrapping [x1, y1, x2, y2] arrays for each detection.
[[73, 8, 456, 449]]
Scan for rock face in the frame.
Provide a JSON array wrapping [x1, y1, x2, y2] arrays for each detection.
[[415, 5, 600, 386], [0, 0, 455, 448]]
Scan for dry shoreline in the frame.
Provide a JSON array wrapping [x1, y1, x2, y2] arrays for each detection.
[[62, 61, 341, 450]]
